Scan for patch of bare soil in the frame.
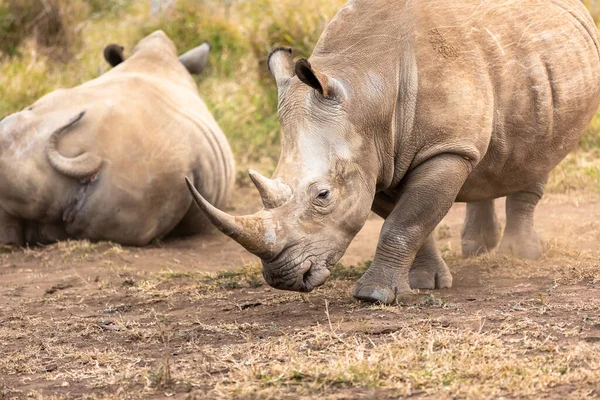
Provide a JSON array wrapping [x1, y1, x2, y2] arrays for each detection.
[[0, 190, 599, 399]]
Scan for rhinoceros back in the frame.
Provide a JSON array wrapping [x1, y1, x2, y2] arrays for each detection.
[[310, 0, 600, 200]]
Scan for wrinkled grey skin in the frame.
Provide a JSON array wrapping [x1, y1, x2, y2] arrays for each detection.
[[0, 30, 234, 246], [186, 0, 600, 303]]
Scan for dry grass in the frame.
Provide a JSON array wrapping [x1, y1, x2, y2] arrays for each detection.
[[441, 242, 600, 286], [197, 324, 599, 399], [547, 150, 600, 194], [1, 232, 599, 398]]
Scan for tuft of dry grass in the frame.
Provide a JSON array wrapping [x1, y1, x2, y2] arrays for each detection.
[[442, 241, 600, 286], [197, 323, 599, 399]]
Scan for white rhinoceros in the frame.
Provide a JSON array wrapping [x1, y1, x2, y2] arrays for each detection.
[[0, 30, 235, 246], [187, 0, 600, 303]]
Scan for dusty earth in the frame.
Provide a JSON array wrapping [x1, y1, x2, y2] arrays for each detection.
[[0, 188, 599, 399]]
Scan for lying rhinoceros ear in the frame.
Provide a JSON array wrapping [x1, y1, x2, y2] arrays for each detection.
[[268, 47, 295, 89], [295, 59, 344, 100], [103, 44, 125, 67], [179, 42, 210, 75]]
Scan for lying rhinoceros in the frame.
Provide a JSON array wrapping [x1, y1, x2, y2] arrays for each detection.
[[0, 30, 235, 246], [186, 0, 600, 303]]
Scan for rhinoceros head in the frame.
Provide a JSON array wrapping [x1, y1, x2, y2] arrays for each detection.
[[186, 48, 377, 292]]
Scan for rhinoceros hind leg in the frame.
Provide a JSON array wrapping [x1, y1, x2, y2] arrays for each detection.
[[497, 179, 546, 260], [409, 233, 452, 289], [0, 208, 24, 246], [461, 199, 502, 257]]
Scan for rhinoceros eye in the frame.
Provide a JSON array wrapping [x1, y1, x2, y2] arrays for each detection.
[[317, 189, 330, 200]]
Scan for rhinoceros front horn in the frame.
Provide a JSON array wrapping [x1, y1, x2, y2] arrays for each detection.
[[184, 177, 275, 258], [248, 169, 291, 209]]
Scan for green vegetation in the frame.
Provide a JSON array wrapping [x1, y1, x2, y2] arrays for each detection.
[[0, 0, 86, 59], [547, 150, 600, 193], [0, 0, 344, 171], [0, 0, 599, 188]]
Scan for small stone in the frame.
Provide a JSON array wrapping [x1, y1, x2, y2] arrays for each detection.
[[44, 364, 58, 372]]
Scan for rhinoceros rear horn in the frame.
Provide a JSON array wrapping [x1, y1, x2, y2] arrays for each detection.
[[104, 44, 124, 67], [248, 169, 292, 209], [185, 177, 275, 258], [268, 47, 295, 88]]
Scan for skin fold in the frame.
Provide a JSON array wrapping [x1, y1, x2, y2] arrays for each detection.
[[0, 31, 234, 246], [187, 0, 600, 304]]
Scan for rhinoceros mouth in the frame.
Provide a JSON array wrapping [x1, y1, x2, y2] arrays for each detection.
[[300, 260, 332, 292], [263, 249, 337, 293]]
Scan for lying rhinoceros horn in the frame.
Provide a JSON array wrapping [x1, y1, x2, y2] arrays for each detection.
[[185, 177, 276, 258], [46, 111, 103, 182], [248, 169, 292, 209]]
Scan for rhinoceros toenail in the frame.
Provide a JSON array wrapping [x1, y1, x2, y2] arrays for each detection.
[[355, 288, 389, 304]]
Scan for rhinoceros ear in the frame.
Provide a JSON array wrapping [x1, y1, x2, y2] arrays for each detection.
[[268, 47, 295, 89], [103, 44, 125, 67], [295, 59, 343, 100], [179, 42, 211, 75]]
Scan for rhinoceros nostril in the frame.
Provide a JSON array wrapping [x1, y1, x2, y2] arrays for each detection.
[[300, 265, 316, 293], [303, 267, 312, 284]]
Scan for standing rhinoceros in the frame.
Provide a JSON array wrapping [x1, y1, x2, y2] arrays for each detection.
[[186, 0, 600, 304], [0, 30, 235, 246]]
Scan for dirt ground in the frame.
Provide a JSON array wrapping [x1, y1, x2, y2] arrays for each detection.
[[0, 188, 599, 399]]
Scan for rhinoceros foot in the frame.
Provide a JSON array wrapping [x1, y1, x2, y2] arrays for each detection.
[[461, 231, 501, 257], [353, 285, 396, 304], [353, 284, 416, 305], [461, 201, 502, 258], [409, 262, 453, 290], [353, 267, 415, 304], [409, 234, 453, 290], [497, 231, 544, 260]]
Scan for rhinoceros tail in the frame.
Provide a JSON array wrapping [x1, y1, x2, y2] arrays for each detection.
[[46, 111, 103, 182]]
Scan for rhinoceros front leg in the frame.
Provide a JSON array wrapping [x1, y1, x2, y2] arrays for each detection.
[[372, 193, 452, 290], [355, 154, 473, 304], [461, 199, 502, 257], [497, 179, 546, 260], [0, 208, 24, 246]]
